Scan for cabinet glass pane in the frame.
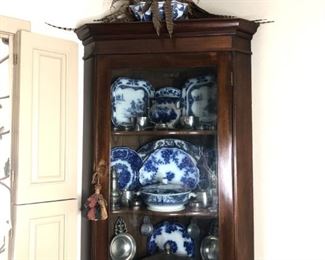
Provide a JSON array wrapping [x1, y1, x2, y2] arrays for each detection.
[[108, 65, 219, 260]]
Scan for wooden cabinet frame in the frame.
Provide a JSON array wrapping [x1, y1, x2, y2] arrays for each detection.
[[77, 18, 258, 260]]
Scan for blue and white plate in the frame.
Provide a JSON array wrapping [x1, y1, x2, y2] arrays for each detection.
[[111, 77, 154, 127], [147, 221, 194, 257], [111, 147, 143, 190], [182, 75, 216, 125], [137, 138, 201, 162], [139, 147, 199, 190]]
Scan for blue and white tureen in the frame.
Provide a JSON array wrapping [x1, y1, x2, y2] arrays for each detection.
[[140, 184, 195, 212], [149, 87, 181, 129]]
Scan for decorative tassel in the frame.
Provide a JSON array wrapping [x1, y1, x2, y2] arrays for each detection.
[[84, 160, 108, 221], [84, 184, 108, 221]]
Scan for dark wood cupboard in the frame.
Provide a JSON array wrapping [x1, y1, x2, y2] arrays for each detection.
[[76, 17, 258, 260]]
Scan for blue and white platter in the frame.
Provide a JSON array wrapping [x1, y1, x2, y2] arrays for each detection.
[[139, 147, 199, 190], [111, 147, 143, 191], [147, 221, 194, 257], [181, 75, 216, 125], [111, 77, 154, 128], [137, 138, 201, 162]]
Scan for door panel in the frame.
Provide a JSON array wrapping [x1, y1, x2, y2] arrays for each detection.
[[12, 199, 77, 260], [13, 31, 78, 204]]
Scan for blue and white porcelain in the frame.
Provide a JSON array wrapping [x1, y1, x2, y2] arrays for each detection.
[[147, 222, 194, 257], [111, 147, 143, 190], [155, 87, 181, 99], [111, 77, 154, 128], [140, 184, 194, 212], [182, 75, 216, 126], [139, 147, 199, 190], [129, 1, 189, 22], [149, 98, 181, 128], [149, 87, 181, 128], [137, 138, 201, 162]]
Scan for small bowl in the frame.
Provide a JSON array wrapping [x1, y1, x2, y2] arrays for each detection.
[[140, 184, 195, 212], [179, 116, 197, 129]]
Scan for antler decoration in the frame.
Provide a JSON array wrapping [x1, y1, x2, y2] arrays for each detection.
[[84, 159, 108, 221]]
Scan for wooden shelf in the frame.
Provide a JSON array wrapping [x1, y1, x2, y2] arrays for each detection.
[[111, 207, 218, 218], [112, 130, 216, 136]]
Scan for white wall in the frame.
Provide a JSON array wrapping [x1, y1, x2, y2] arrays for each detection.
[[2, 0, 325, 259]]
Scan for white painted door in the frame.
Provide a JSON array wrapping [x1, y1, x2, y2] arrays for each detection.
[[12, 31, 78, 204], [12, 199, 78, 260]]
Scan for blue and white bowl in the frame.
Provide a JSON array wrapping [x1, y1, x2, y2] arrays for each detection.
[[129, 0, 189, 22], [148, 221, 194, 257], [140, 184, 194, 212]]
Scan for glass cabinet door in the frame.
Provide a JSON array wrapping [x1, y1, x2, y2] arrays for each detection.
[[103, 53, 228, 260]]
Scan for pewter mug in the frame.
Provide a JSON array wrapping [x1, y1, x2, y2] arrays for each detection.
[[135, 116, 149, 130]]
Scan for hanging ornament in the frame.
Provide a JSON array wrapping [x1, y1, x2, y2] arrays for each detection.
[[84, 160, 108, 221]]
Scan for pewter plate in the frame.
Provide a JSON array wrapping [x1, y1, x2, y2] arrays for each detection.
[[110, 233, 136, 260]]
